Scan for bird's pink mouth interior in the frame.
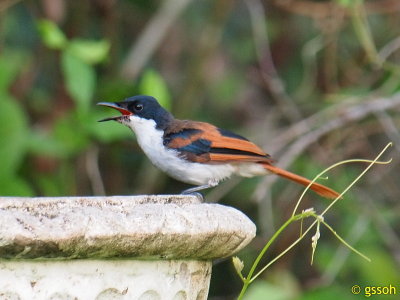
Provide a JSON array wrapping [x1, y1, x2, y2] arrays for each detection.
[[113, 107, 132, 116], [97, 102, 133, 122]]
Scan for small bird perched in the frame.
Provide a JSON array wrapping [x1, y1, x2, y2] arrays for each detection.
[[97, 95, 339, 199]]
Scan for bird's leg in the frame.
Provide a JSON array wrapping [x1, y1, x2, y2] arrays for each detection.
[[181, 179, 219, 201], [182, 179, 219, 193]]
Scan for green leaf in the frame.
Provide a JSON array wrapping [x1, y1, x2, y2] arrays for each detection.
[[37, 19, 67, 50], [245, 281, 291, 300], [300, 285, 354, 300], [139, 69, 171, 110], [335, 0, 351, 7], [209, 73, 243, 104], [86, 110, 132, 143], [35, 174, 65, 196], [67, 39, 110, 65], [356, 247, 400, 286], [0, 94, 29, 177], [335, 0, 363, 7], [0, 51, 29, 91], [27, 130, 68, 158], [0, 174, 34, 196], [62, 51, 96, 114], [53, 112, 91, 156]]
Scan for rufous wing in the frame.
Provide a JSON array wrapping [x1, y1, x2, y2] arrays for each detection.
[[164, 120, 273, 164]]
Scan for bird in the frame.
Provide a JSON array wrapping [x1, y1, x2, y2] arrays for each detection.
[[97, 95, 339, 199]]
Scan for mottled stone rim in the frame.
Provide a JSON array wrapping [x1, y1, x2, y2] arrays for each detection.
[[0, 194, 201, 208], [0, 195, 256, 260]]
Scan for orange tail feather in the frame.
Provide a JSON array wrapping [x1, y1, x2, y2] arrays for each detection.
[[262, 163, 340, 199]]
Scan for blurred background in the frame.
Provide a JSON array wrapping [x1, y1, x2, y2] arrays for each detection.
[[1, 0, 399, 299]]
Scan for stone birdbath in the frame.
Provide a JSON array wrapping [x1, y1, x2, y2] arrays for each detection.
[[0, 195, 256, 299]]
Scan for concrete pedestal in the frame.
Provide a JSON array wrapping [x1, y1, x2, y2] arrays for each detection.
[[0, 195, 256, 299]]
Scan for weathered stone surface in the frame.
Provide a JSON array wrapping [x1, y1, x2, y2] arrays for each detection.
[[0, 259, 211, 300], [0, 195, 256, 260]]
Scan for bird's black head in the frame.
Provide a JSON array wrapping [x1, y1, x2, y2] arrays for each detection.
[[97, 95, 173, 129]]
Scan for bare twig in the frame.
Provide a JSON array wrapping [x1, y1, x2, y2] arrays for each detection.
[[245, 0, 302, 122], [0, 0, 21, 12], [272, 94, 400, 154], [85, 146, 106, 196], [379, 36, 400, 61], [351, 2, 382, 67], [296, 36, 325, 100], [266, 97, 357, 153], [375, 110, 400, 153], [175, 0, 233, 116], [271, 0, 400, 19], [253, 93, 400, 202], [208, 94, 400, 205], [120, 0, 192, 80]]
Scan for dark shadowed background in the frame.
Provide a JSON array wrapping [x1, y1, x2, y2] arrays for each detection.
[[0, 0, 399, 299]]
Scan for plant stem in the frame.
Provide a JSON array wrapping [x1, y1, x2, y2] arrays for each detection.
[[238, 213, 305, 299], [321, 219, 371, 262], [237, 143, 392, 299], [351, 1, 381, 67]]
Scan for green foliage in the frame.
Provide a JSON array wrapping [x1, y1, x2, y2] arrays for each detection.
[[299, 286, 354, 300], [356, 247, 400, 286], [0, 51, 28, 91], [62, 52, 96, 114], [0, 18, 129, 196], [38, 20, 110, 115], [86, 110, 132, 143], [1, 3, 399, 299], [0, 95, 33, 196], [0, 175, 34, 196], [209, 73, 243, 105], [67, 39, 110, 65], [36, 20, 129, 150], [27, 130, 68, 158], [235, 146, 392, 299], [139, 69, 171, 110], [53, 113, 91, 155], [0, 95, 28, 176], [335, 0, 363, 8], [37, 19, 67, 50], [0, 50, 33, 196], [244, 281, 291, 300]]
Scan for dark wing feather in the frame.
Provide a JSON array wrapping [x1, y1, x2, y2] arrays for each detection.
[[164, 120, 273, 164], [175, 139, 211, 155]]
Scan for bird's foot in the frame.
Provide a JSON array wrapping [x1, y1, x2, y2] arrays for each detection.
[[181, 185, 209, 202], [180, 180, 219, 202], [181, 191, 204, 202]]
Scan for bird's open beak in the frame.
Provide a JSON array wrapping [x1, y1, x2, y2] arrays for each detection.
[[97, 102, 132, 122]]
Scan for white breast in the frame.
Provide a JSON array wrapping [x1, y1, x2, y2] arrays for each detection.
[[123, 116, 238, 185]]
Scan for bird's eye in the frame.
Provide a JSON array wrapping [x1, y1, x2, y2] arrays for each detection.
[[134, 103, 143, 111]]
